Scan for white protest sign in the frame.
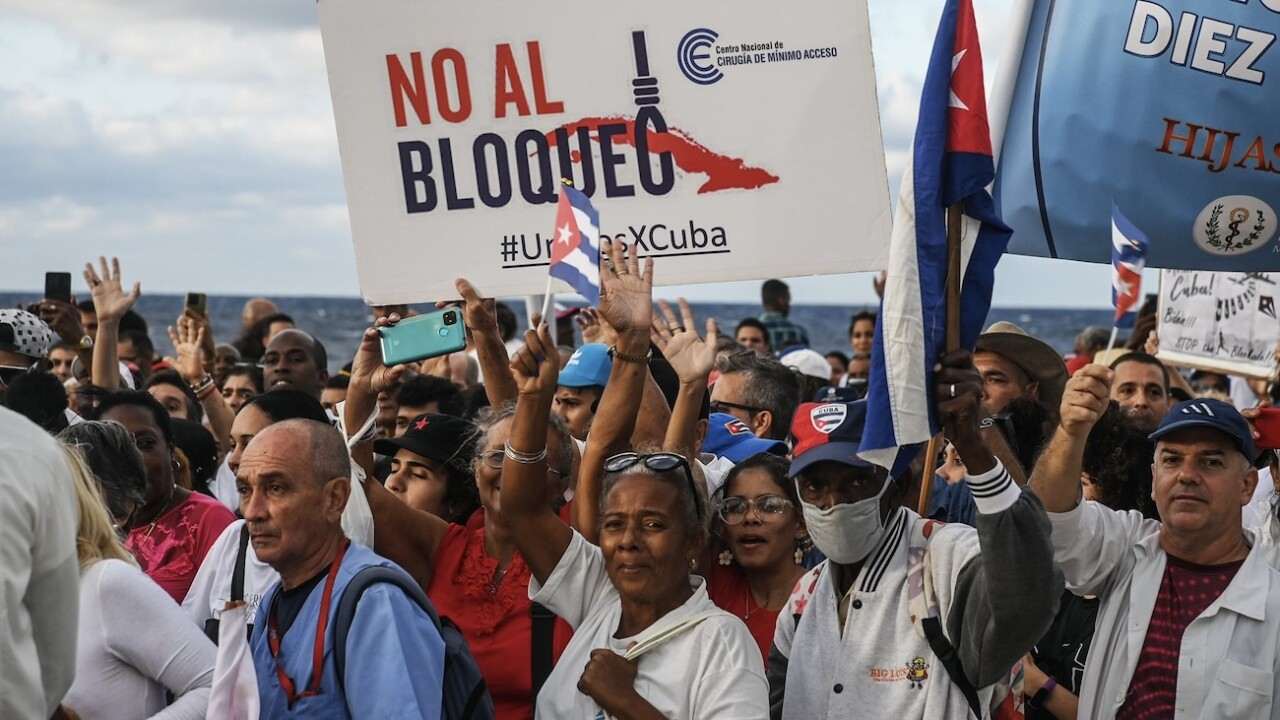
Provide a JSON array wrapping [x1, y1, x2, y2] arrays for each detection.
[[1157, 270, 1280, 380], [317, 0, 891, 306]]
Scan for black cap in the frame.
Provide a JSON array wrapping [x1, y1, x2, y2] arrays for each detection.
[[374, 413, 475, 470]]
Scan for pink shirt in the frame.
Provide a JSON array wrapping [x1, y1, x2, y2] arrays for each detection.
[[126, 491, 235, 603]]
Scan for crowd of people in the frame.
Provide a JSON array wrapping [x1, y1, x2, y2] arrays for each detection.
[[3, 249, 1279, 720]]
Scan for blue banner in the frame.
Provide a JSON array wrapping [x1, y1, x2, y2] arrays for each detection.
[[993, 0, 1280, 271]]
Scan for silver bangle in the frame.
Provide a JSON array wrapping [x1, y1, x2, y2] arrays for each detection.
[[504, 442, 547, 465]]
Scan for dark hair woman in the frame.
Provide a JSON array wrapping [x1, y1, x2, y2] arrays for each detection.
[[499, 243, 767, 719], [345, 313, 576, 720], [706, 452, 809, 660], [94, 390, 235, 603]]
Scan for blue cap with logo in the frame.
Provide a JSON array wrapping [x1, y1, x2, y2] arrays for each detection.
[[1148, 398, 1261, 465], [789, 400, 873, 476], [558, 343, 612, 389], [702, 413, 789, 464]]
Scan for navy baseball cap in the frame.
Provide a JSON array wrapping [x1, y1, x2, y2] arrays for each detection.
[[558, 343, 611, 389], [703, 413, 788, 463], [789, 400, 873, 476], [1148, 398, 1261, 466]]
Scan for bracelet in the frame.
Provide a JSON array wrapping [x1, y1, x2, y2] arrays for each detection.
[[191, 375, 216, 397], [608, 345, 652, 364], [504, 442, 547, 465], [1029, 677, 1057, 709], [195, 382, 219, 401]]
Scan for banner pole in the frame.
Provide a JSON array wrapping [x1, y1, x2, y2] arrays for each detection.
[[919, 203, 966, 516]]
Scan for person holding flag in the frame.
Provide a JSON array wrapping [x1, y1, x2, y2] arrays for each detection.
[[541, 181, 602, 323], [765, 2, 1061, 718]]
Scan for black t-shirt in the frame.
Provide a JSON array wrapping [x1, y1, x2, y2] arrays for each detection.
[[273, 569, 328, 638], [1028, 591, 1099, 719]]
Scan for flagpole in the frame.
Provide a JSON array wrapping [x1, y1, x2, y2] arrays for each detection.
[[1105, 325, 1120, 353], [918, 203, 965, 516]]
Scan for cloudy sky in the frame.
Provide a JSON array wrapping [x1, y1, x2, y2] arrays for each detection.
[[0, 0, 1153, 307]]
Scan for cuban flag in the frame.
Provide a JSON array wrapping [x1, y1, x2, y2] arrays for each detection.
[[549, 184, 601, 305], [1111, 204, 1150, 328], [858, 0, 1012, 475]]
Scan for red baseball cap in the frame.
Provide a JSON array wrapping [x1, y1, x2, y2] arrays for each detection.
[[788, 400, 874, 476]]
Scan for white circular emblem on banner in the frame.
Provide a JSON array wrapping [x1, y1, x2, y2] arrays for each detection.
[[1193, 195, 1276, 257]]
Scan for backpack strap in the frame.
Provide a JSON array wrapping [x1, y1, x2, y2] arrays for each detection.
[[333, 565, 439, 699], [921, 617, 982, 719], [231, 523, 251, 602], [530, 602, 555, 701]]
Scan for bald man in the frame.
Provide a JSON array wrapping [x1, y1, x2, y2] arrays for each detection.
[[261, 329, 328, 399], [241, 420, 445, 719], [240, 298, 279, 333]]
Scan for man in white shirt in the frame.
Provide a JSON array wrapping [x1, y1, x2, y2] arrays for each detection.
[[1032, 365, 1280, 719], [0, 406, 80, 719]]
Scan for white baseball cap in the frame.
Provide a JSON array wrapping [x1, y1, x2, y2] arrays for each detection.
[[781, 348, 830, 381]]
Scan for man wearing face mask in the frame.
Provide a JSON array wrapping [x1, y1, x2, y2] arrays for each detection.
[[768, 350, 1063, 720]]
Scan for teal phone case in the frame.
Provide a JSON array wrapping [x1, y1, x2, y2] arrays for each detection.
[[378, 309, 468, 365]]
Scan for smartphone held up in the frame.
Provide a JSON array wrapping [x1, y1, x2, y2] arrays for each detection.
[[379, 308, 467, 366]]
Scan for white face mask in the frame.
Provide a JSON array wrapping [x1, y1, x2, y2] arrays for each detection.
[[797, 475, 891, 564]]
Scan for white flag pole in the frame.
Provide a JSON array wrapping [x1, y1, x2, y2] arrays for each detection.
[[1105, 325, 1120, 353], [539, 277, 554, 328]]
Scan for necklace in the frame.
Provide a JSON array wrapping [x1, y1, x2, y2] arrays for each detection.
[[137, 484, 180, 539], [741, 585, 759, 621], [485, 564, 510, 596]]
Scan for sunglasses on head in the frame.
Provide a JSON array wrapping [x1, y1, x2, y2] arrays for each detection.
[[603, 451, 702, 521]]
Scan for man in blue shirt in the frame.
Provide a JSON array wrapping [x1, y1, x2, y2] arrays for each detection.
[[758, 279, 810, 352], [238, 419, 444, 719]]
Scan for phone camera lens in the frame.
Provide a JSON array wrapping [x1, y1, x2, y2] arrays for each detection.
[[443, 311, 458, 326]]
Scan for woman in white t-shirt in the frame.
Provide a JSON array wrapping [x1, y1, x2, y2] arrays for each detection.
[[59, 443, 215, 720], [501, 304, 768, 719]]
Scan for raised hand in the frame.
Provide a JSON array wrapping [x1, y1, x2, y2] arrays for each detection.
[[934, 350, 985, 443], [34, 299, 85, 344], [575, 307, 618, 346], [651, 298, 718, 385], [509, 322, 559, 398], [1059, 365, 1113, 438], [167, 316, 208, 385], [83, 256, 140, 324], [597, 240, 653, 338], [351, 314, 410, 394], [444, 278, 498, 335]]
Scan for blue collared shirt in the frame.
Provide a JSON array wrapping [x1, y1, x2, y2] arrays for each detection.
[[250, 543, 444, 719]]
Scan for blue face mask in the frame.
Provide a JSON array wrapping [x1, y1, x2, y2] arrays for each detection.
[[795, 476, 890, 564]]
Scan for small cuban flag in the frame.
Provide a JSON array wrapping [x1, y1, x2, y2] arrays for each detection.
[[549, 183, 601, 306], [1111, 204, 1150, 328]]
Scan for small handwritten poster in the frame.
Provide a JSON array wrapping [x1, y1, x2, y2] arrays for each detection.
[[1157, 271, 1280, 380]]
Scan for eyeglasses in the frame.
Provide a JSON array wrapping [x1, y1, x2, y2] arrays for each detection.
[[709, 400, 766, 417], [716, 494, 793, 525], [0, 364, 34, 389], [603, 451, 702, 521], [479, 449, 563, 478]]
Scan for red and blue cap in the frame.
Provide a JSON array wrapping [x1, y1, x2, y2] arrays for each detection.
[[789, 400, 873, 476], [702, 412, 788, 464]]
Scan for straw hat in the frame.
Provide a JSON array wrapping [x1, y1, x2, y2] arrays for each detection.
[[974, 321, 1068, 409]]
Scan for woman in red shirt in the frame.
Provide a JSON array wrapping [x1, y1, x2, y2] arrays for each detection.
[[355, 398, 575, 720], [706, 453, 809, 660], [97, 391, 235, 603]]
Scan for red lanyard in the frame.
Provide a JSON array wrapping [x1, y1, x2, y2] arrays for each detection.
[[268, 540, 349, 706]]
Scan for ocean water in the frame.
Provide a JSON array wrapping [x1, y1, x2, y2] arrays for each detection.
[[1, 291, 1116, 373]]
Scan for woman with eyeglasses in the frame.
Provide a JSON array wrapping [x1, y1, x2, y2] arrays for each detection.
[[500, 241, 768, 720], [344, 314, 576, 720], [707, 453, 809, 661]]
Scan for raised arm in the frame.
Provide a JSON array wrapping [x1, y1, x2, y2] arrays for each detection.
[[651, 299, 717, 457], [577, 307, 670, 450], [169, 317, 233, 455], [344, 315, 448, 589], [453, 278, 517, 407], [503, 322, 574, 584], [1029, 365, 1113, 513], [933, 350, 1063, 689], [574, 240, 656, 541], [83, 256, 140, 391]]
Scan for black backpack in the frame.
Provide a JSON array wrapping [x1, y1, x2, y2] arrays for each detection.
[[332, 565, 495, 720]]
